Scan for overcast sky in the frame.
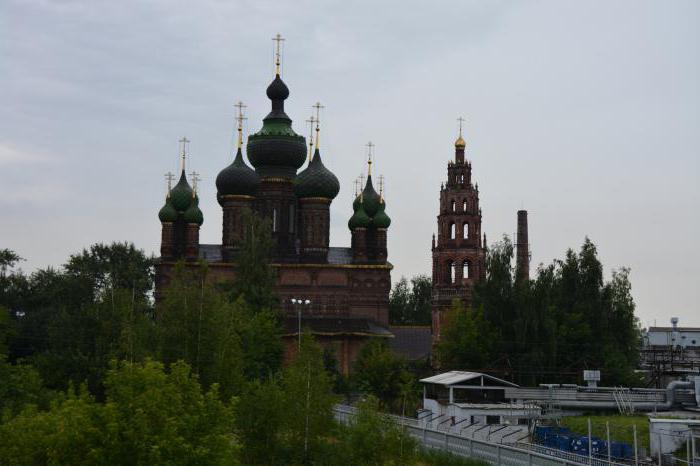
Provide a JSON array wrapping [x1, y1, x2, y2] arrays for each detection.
[[2, 0, 698, 327]]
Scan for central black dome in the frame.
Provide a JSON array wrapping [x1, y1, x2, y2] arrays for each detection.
[[247, 74, 306, 178]]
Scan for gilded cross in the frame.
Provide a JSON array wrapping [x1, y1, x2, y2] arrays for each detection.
[[234, 101, 247, 148], [178, 136, 190, 171], [312, 102, 324, 148], [164, 172, 175, 194], [365, 141, 374, 175], [189, 171, 200, 194], [457, 116, 466, 137], [306, 115, 316, 161], [272, 33, 285, 74]]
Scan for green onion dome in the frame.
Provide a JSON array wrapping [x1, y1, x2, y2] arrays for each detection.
[[372, 199, 391, 228], [360, 174, 381, 217], [158, 196, 178, 222], [348, 201, 371, 229], [247, 74, 307, 178], [169, 171, 195, 212], [183, 195, 204, 225], [216, 147, 260, 201], [294, 149, 340, 199]]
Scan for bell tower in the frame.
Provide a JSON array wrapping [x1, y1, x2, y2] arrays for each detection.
[[431, 118, 486, 342]]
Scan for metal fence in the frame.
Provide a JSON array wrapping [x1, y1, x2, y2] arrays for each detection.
[[333, 404, 640, 466]]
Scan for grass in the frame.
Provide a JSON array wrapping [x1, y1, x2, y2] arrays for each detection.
[[559, 415, 649, 450]]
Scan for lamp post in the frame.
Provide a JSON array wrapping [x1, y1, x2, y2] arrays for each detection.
[[290, 298, 311, 350]]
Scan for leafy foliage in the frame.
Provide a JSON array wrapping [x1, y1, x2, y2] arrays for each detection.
[[389, 275, 432, 325], [352, 339, 416, 412], [438, 236, 641, 386], [0, 360, 237, 466]]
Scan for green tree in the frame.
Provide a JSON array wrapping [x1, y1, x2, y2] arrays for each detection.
[[282, 332, 337, 464], [157, 263, 245, 399], [435, 300, 495, 371], [0, 360, 237, 466], [340, 395, 416, 465], [235, 377, 285, 465], [353, 338, 412, 411], [230, 209, 277, 310], [389, 275, 432, 325]]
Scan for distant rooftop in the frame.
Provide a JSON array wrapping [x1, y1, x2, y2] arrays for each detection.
[[420, 371, 519, 388]]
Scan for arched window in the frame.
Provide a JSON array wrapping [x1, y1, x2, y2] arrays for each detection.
[[447, 260, 455, 284], [463, 199, 467, 212], [463, 223, 469, 239], [272, 208, 278, 232], [463, 261, 470, 279], [460, 174, 464, 184], [451, 200, 456, 212], [450, 222, 456, 239]]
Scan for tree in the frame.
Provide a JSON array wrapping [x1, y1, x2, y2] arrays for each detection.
[[435, 300, 495, 371], [352, 338, 412, 411], [230, 209, 277, 310], [282, 332, 337, 464], [235, 377, 285, 465], [339, 395, 416, 465], [0, 360, 237, 465], [389, 275, 432, 325], [157, 263, 245, 399]]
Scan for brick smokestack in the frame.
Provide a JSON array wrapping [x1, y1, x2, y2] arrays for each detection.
[[516, 210, 530, 281]]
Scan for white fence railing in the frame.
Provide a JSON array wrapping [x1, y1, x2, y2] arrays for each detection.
[[333, 404, 634, 466]]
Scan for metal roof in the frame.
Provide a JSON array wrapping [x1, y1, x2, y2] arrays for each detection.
[[419, 371, 519, 387]]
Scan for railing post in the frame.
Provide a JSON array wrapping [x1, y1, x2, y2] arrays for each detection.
[[445, 431, 449, 450], [633, 423, 639, 466], [470, 438, 474, 457], [497, 444, 501, 466], [528, 451, 532, 466]]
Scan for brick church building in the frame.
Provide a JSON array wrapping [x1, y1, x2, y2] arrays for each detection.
[[155, 51, 393, 374]]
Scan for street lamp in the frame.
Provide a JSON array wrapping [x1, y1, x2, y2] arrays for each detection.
[[290, 298, 311, 350]]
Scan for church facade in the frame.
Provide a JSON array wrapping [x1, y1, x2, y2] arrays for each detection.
[[155, 56, 393, 374]]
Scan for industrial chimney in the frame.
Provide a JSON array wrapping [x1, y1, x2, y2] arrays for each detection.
[[516, 210, 530, 281]]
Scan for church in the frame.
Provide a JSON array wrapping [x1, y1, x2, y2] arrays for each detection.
[[155, 39, 393, 374], [154, 37, 531, 371]]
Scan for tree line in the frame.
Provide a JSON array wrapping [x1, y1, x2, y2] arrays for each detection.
[[435, 236, 641, 386], [0, 212, 473, 465]]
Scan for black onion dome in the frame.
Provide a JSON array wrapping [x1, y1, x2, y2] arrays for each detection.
[[247, 74, 307, 178], [216, 148, 260, 201], [266, 74, 289, 100], [360, 174, 382, 217], [294, 149, 340, 199]]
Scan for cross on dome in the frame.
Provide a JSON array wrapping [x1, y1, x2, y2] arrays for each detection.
[[272, 33, 285, 75]]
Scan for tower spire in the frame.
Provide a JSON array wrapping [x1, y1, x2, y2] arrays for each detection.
[[455, 116, 466, 152], [234, 101, 247, 149], [366, 141, 374, 176], [178, 136, 190, 172], [312, 102, 323, 149], [272, 33, 285, 76], [379, 174, 385, 201]]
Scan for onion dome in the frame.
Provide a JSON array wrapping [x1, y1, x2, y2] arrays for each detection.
[[247, 74, 307, 178], [169, 171, 195, 211], [348, 201, 371, 229], [372, 199, 391, 228], [455, 135, 466, 148], [183, 195, 204, 225], [360, 174, 381, 217], [294, 149, 340, 199], [158, 197, 177, 222], [216, 147, 260, 200]]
